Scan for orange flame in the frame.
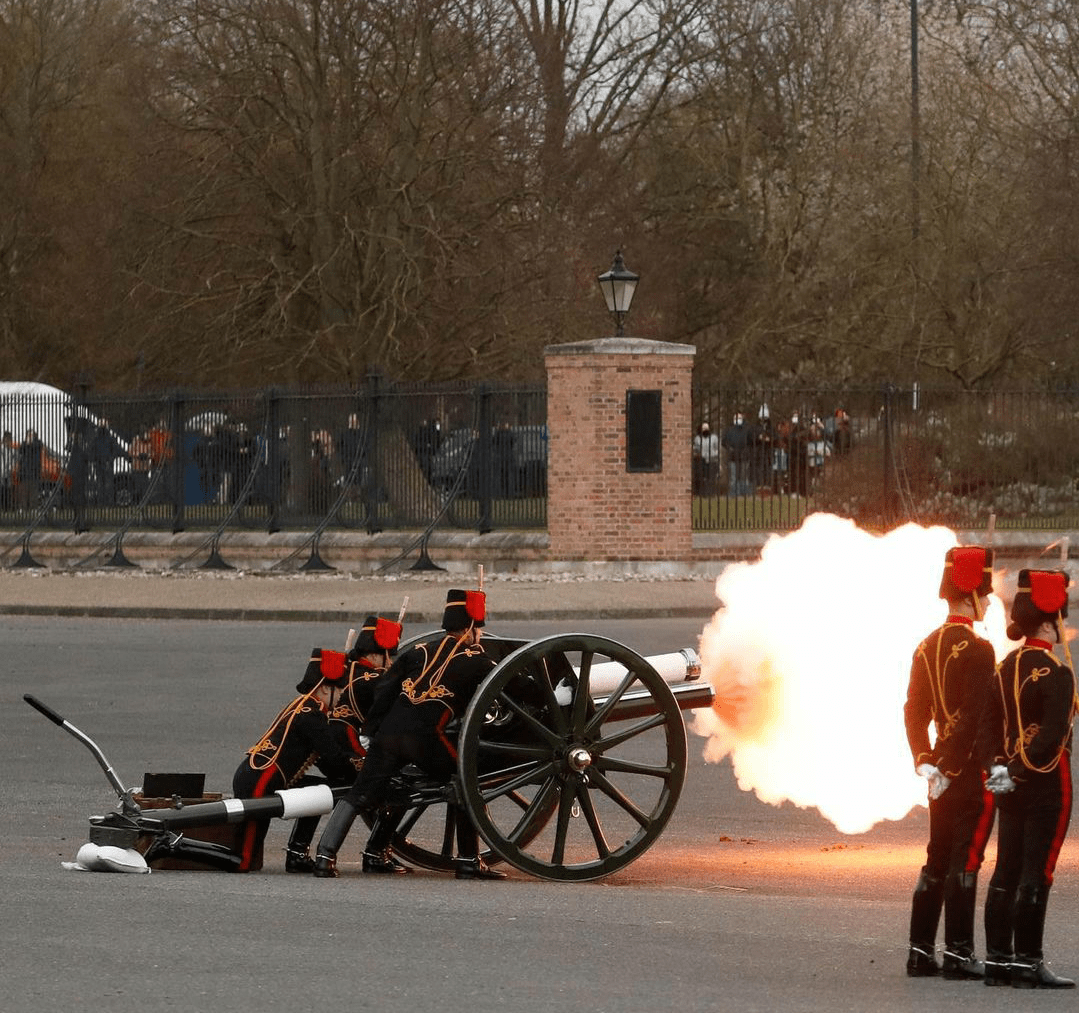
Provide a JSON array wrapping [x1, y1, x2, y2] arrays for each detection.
[[693, 514, 1013, 835]]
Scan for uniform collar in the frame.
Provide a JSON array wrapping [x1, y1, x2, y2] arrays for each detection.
[[947, 614, 974, 628], [1025, 637, 1054, 651]]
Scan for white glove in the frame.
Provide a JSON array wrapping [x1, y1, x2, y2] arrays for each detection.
[[917, 763, 950, 800], [986, 765, 1017, 794], [358, 735, 371, 751]]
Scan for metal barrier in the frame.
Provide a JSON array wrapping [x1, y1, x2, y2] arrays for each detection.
[[692, 385, 1079, 532], [0, 381, 547, 568], [5, 382, 1079, 560]]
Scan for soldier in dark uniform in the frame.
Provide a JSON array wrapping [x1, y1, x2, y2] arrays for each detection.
[[904, 545, 997, 979], [980, 569, 1077, 989], [313, 588, 505, 880], [143, 617, 399, 872]]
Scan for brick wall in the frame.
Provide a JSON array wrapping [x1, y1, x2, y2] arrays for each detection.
[[544, 337, 696, 561]]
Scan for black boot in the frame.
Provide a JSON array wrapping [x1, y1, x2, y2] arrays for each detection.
[[453, 806, 506, 881], [983, 884, 1016, 987], [454, 857, 508, 880], [143, 831, 244, 872], [907, 869, 944, 976], [941, 871, 983, 979], [312, 800, 360, 878], [1012, 885, 1075, 989], [361, 807, 410, 875], [906, 946, 940, 977], [284, 816, 320, 873]]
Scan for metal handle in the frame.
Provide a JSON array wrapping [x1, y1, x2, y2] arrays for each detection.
[[23, 694, 66, 726]]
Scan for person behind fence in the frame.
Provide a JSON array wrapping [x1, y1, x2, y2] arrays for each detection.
[[978, 568, 1077, 989], [15, 428, 43, 512], [721, 411, 752, 496], [0, 430, 15, 509], [313, 587, 506, 881], [90, 418, 126, 505], [692, 422, 719, 494], [750, 404, 774, 492], [903, 545, 997, 980], [826, 406, 853, 456], [786, 411, 809, 496], [63, 416, 93, 534], [806, 414, 831, 488]]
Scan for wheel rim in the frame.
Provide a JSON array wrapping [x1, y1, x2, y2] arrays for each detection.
[[457, 634, 688, 882]]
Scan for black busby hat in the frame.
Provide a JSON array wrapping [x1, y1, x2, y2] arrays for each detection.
[[441, 588, 485, 632], [939, 545, 994, 602], [1009, 569, 1070, 637], [295, 648, 349, 694], [348, 615, 403, 660]]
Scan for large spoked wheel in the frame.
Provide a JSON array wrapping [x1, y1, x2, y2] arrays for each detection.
[[457, 634, 688, 882]]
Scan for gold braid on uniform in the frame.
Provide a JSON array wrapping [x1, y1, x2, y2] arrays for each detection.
[[401, 635, 471, 706], [245, 691, 320, 772], [1007, 646, 1076, 775], [921, 624, 972, 743]]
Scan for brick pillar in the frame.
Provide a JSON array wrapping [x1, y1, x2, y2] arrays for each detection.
[[544, 337, 696, 561]]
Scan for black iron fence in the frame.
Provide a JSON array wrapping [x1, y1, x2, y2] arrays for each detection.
[[4, 381, 1078, 545], [0, 379, 548, 541], [692, 385, 1079, 532]]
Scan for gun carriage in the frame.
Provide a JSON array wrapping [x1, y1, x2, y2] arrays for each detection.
[[26, 631, 713, 883]]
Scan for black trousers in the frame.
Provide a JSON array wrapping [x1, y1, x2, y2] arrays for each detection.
[[910, 767, 994, 950], [923, 767, 995, 882], [989, 763, 1073, 895]]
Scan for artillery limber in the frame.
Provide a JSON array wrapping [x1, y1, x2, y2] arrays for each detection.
[[26, 632, 713, 883]]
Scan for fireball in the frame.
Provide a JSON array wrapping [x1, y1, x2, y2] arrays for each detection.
[[694, 513, 1012, 835]]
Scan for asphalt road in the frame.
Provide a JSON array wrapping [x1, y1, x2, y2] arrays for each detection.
[[4, 616, 1078, 1013]]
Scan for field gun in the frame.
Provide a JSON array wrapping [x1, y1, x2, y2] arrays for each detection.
[[26, 632, 713, 882]]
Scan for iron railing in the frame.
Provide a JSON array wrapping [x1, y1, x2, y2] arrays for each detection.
[[0, 380, 548, 546], [692, 385, 1079, 532], [4, 382, 1079, 550]]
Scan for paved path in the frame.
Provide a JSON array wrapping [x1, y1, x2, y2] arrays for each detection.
[[0, 567, 721, 622]]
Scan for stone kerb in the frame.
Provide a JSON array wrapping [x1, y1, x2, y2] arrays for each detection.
[[544, 337, 696, 561]]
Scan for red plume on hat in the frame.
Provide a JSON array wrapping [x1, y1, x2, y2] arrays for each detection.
[[350, 615, 402, 658], [939, 545, 993, 601], [442, 588, 486, 631], [295, 648, 349, 694], [1010, 568, 1070, 636]]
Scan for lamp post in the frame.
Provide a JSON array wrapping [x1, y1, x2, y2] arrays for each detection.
[[596, 250, 639, 337]]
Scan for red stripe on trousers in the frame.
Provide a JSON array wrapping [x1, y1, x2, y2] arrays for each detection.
[[237, 767, 278, 872], [1044, 762, 1073, 886]]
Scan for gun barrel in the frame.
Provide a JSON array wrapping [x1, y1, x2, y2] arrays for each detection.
[[135, 784, 336, 831], [577, 647, 703, 698]]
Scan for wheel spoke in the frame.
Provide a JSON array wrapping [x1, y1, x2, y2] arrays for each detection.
[[395, 804, 428, 838], [594, 755, 676, 778], [585, 670, 640, 734], [477, 739, 552, 760], [571, 649, 593, 735], [550, 777, 577, 866], [505, 776, 561, 845], [479, 760, 556, 803], [586, 768, 652, 828], [592, 711, 667, 751], [439, 806, 456, 857], [575, 781, 611, 859], [536, 657, 570, 737], [494, 691, 562, 748]]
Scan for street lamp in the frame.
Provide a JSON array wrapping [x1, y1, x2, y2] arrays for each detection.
[[596, 250, 639, 337]]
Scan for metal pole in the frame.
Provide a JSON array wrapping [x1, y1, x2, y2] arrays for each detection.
[[910, 0, 920, 241]]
